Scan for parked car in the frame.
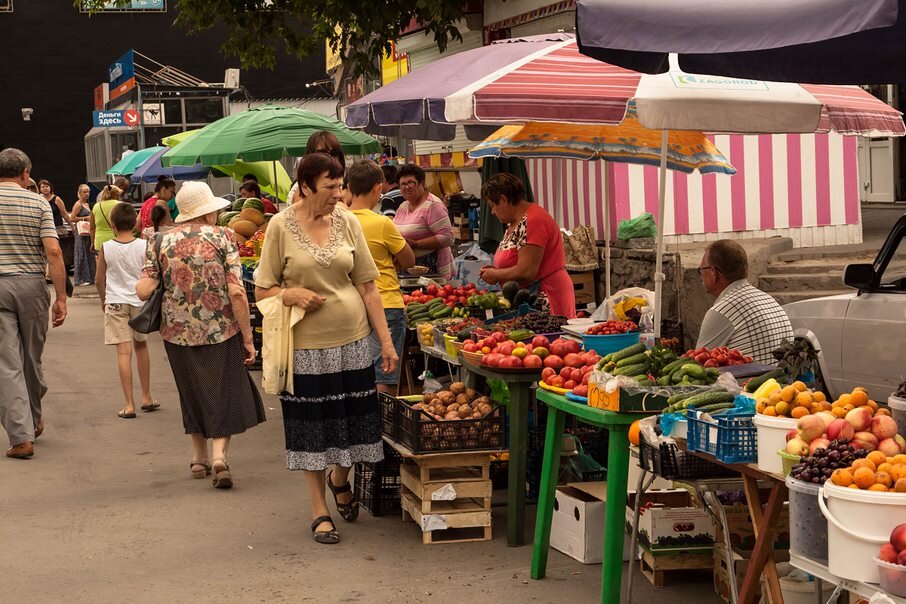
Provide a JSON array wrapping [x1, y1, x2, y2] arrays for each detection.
[[784, 214, 906, 402]]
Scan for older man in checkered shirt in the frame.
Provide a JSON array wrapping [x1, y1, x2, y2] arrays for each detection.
[[696, 239, 793, 365]]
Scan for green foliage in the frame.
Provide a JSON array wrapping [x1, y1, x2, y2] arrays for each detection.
[[79, 0, 465, 76]]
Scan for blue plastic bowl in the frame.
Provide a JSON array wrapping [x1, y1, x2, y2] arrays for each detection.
[[581, 331, 641, 356]]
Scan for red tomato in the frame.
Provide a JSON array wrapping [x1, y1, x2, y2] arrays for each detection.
[[541, 367, 556, 380], [564, 380, 577, 390]]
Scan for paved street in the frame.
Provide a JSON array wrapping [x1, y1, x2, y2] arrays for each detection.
[[0, 288, 719, 604]]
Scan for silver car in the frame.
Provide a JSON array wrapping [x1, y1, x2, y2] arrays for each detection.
[[783, 214, 906, 402]]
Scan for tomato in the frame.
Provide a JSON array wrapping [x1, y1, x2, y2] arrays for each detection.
[[703, 359, 720, 368], [695, 352, 710, 364], [715, 354, 729, 366], [443, 285, 454, 295], [426, 285, 438, 296], [541, 367, 556, 380]]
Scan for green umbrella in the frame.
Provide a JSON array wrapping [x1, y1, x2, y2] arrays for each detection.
[[161, 129, 292, 200], [107, 146, 167, 176], [161, 106, 381, 167]]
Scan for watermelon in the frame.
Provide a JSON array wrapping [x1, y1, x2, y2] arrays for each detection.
[[242, 198, 265, 213], [231, 198, 245, 212], [218, 211, 239, 226]]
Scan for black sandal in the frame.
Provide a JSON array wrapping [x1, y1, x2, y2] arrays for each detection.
[[311, 515, 340, 544], [327, 470, 360, 522]]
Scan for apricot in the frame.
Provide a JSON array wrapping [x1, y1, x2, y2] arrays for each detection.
[[867, 451, 888, 468], [795, 392, 812, 407], [868, 483, 889, 492], [892, 454, 906, 465], [769, 391, 782, 405], [895, 478, 906, 493], [792, 380, 807, 393], [780, 386, 797, 403], [763, 406, 777, 417], [850, 390, 869, 407], [813, 391, 827, 403], [831, 468, 854, 487], [756, 401, 766, 414], [775, 402, 790, 417], [876, 471, 893, 488], [853, 467, 877, 489], [791, 406, 810, 419], [878, 462, 892, 475], [889, 464, 906, 482], [866, 399, 879, 412], [832, 407, 847, 418], [852, 458, 877, 472], [875, 408, 891, 417]]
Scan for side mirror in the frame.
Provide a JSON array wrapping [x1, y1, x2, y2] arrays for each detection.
[[843, 263, 875, 291]]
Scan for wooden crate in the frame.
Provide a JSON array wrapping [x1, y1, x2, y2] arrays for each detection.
[[454, 226, 472, 241], [568, 270, 597, 305], [400, 464, 492, 514], [452, 214, 470, 227], [639, 548, 713, 588]]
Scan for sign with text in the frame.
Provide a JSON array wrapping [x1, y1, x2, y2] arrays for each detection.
[[93, 109, 140, 128], [81, 0, 165, 12], [93, 83, 109, 110], [109, 49, 134, 87]]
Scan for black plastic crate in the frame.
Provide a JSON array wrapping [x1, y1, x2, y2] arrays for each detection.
[[638, 438, 735, 480], [354, 442, 403, 517], [396, 396, 505, 454], [378, 392, 398, 440]]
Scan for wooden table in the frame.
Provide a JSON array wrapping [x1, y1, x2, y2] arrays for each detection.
[[461, 360, 542, 547], [531, 389, 646, 604]]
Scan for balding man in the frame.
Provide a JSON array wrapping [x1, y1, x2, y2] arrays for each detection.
[[696, 239, 793, 365], [0, 148, 67, 459]]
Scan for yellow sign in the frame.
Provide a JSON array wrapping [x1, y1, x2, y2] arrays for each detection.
[[381, 42, 409, 86], [325, 39, 342, 73]]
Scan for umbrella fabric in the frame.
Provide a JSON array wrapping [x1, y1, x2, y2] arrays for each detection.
[[469, 103, 737, 175], [161, 128, 292, 200], [162, 106, 381, 166], [107, 146, 166, 175], [345, 35, 905, 140], [129, 147, 213, 183], [576, 0, 906, 85], [478, 158, 536, 255]]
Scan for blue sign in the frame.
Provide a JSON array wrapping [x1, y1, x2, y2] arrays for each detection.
[[109, 50, 134, 88], [93, 109, 140, 127], [81, 1, 165, 11]]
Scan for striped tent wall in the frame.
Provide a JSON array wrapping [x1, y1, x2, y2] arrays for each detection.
[[525, 132, 862, 247]]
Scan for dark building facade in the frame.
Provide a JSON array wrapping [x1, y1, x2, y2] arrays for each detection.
[[0, 1, 325, 202]]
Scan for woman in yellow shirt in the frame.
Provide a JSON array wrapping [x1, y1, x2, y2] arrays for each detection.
[[89, 184, 122, 251]]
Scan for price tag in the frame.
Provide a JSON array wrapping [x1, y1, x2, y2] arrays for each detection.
[[485, 309, 494, 320]]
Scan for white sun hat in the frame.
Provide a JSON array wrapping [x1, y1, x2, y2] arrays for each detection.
[[174, 181, 230, 223]]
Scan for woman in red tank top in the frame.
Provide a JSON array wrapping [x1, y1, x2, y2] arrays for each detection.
[[478, 174, 576, 318]]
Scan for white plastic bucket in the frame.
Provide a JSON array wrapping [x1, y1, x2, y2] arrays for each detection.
[[753, 414, 796, 474], [888, 395, 906, 430], [776, 562, 835, 604], [786, 476, 828, 562], [818, 482, 906, 583]]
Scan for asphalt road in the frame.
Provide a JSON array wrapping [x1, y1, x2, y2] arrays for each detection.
[[0, 289, 722, 604]]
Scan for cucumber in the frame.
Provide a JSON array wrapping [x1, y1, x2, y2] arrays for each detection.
[[684, 391, 735, 409], [684, 364, 706, 379], [696, 402, 736, 413], [405, 303, 425, 315], [611, 343, 647, 363], [666, 386, 714, 406], [425, 297, 445, 308], [637, 379, 654, 387], [657, 375, 672, 386], [613, 363, 649, 376], [660, 357, 692, 376], [744, 368, 786, 393], [616, 352, 649, 368]]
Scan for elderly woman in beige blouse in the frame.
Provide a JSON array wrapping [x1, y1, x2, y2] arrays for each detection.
[[255, 153, 397, 545]]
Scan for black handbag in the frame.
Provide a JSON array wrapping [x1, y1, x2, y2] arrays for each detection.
[[128, 234, 163, 334]]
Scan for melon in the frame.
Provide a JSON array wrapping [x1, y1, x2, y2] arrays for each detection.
[[231, 219, 258, 238], [235, 233, 247, 244], [239, 207, 265, 226]]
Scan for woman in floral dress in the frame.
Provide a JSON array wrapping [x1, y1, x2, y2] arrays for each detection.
[[136, 181, 265, 489]]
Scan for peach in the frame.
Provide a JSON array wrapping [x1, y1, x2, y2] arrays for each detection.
[[871, 414, 899, 440], [899, 550, 906, 565], [785, 429, 799, 443], [891, 523, 906, 552], [797, 414, 826, 442], [826, 418, 855, 442], [786, 437, 810, 457], [880, 543, 899, 563], [846, 407, 873, 432], [895, 434, 906, 454], [852, 431, 879, 452], [816, 411, 836, 430], [878, 438, 902, 458], [809, 437, 831, 454]]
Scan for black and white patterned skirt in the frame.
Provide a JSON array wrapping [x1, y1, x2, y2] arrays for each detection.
[[280, 337, 383, 471]]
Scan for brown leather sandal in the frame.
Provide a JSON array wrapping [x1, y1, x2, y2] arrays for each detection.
[[190, 461, 211, 479], [212, 459, 233, 489]]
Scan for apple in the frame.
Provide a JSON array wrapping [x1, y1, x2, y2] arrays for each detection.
[[551, 376, 565, 388], [826, 418, 855, 442], [809, 437, 831, 454], [533, 346, 550, 359], [543, 355, 565, 370], [880, 543, 899, 563], [846, 407, 872, 432], [573, 385, 589, 397], [851, 431, 879, 452], [891, 523, 906, 552], [785, 429, 799, 443], [541, 367, 556, 380], [797, 414, 826, 442], [499, 356, 523, 369], [491, 331, 507, 343], [523, 354, 543, 369], [895, 434, 906, 453], [563, 339, 582, 355], [581, 372, 591, 385], [563, 353, 583, 368], [570, 369, 583, 383], [877, 437, 902, 457], [462, 341, 478, 353], [564, 380, 577, 389], [871, 415, 898, 440], [559, 367, 573, 380], [496, 341, 516, 356], [786, 438, 810, 457], [531, 335, 550, 350], [581, 364, 594, 374], [816, 411, 836, 431], [549, 338, 569, 358]]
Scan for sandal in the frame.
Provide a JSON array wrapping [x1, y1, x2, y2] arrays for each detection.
[[311, 515, 340, 544], [327, 470, 360, 522], [140, 401, 160, 413], [211, 459, 233, 489], [117, 409, 136, 419], [190, 461, 211, 479]]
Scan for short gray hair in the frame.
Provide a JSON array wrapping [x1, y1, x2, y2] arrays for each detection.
[[0, 148, 31, 178]]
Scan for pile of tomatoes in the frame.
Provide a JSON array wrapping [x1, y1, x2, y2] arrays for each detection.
[[403, 283, 485, 308], [585, 320, 638, 335], [682, 346, 753, 368]]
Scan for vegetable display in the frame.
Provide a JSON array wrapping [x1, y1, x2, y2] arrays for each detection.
[[682, 346, 752, 367], [596, 343, 720, 387], [585, 320, 638, 335]]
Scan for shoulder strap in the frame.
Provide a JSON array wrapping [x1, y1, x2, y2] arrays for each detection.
[[98, 202, 113, 230]]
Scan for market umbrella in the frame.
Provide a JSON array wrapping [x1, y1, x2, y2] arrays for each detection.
[[106, 146, 167, 176], [469, 103, 737, 298], [575, 0, 906, 84], [161, 129, 292, 200], [129, 146, 216, 183], [162, 106, 381, 166]]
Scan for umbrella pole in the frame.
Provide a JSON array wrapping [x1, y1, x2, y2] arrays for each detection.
[[654, 130, 668, 340], [273, 160, 279, 210], [603, 162, 612, 299]]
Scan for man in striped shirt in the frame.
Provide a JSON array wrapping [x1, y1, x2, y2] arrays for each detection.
[[0, 148, 68, 459], [696, 239, 793, 365]]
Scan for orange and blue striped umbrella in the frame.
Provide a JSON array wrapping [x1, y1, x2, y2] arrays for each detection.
[[469, 102, 736, 175]]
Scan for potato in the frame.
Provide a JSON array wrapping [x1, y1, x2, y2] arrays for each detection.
[[423, 393, 437, 404], [464, 388, 478, 401], [450, 382, 466, 396], [478, 403, 492, 416], [437, 391, 455, 405], [475, 396, 491, 407], [455, 393, 471, 407], [444, 411, 459, 420]]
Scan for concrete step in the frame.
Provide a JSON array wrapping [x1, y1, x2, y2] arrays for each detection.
[[774, 247, 877, 262], [766, 260, 849, 274], [759, 272, 846, 292], [770, 290, 851, 306]]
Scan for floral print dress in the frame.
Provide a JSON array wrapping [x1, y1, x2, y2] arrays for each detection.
[[141, 224, 243, 347]]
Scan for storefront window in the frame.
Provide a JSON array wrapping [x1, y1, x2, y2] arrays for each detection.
[[184, 98, 224, 124]]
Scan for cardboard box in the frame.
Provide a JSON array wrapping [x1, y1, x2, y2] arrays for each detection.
[[716, 503, 791, 552], [712, 543, 791, 604], [625, 489, 716, 554], [549, 482, 633, 564], [587, 382, 671, 413]]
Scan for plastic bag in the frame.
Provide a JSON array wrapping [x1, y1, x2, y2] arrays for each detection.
[[559, 435, 604, 483], [617, 212, 657, 240], [591, 287, 655, 322], [453, 242, 497, 289], [488, 378, 510, 407]]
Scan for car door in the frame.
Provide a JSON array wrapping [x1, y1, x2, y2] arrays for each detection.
[[842, 227, 906, 400]]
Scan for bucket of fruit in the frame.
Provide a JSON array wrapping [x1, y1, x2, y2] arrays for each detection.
[[581, 320, 640, 356], [876, 523, 906, 597]]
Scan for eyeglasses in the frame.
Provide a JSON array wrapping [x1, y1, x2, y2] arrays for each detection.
[[399, 181, 419, 189], [697, 266, 718, 275]]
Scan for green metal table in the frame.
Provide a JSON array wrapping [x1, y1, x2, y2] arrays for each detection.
[[532, 389, 646, 604], [461, 359, 542, 547]]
